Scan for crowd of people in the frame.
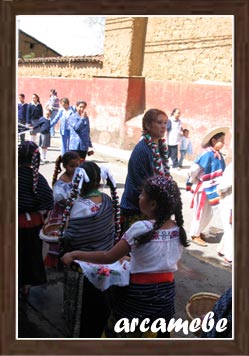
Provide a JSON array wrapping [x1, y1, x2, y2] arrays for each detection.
[[18, 97, 233, 338], [18, 90, 94, 162]]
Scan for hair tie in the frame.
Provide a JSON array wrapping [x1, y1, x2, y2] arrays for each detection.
[[100, 166, 117, 188], [72, 167, 90, 190]]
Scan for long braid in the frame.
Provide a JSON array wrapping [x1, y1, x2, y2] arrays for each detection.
[[58, 169, 83, 256], [31, 148, 40, 194], [135, 210, 172, 246], [52, 155, 62, 186], [106, 176, 121, 241], [174, 200, 189, 247]]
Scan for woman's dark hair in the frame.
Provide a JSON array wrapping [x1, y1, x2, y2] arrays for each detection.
[[76, 100, 87, 107], [60, 97, 69, 105], [208, 132, 225, 147], [134, 175, 189, 247], [32, 93, 40, 103], [52, 151, 80, 186], [50, 89, 57, 96], [170, 108, 180, 116], [142, 108, 167, 134], [18, 141, 40, 194], [79, 161, 101, 197]]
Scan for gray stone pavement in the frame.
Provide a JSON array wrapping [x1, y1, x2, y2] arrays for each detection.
[[18, 133, 232, 339]]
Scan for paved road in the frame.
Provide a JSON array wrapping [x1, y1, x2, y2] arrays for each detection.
[[18, 135, 232, 339]]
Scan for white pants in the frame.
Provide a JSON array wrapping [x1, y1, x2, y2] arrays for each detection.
[[217, 198, 233, 262], [189, 192, 217, 237]]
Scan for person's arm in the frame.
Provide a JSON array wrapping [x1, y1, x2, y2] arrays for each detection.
[[61, 239, 130, 266], [85, 117, 93, 148], [26, 104, 31, 125], [50, 109, 62, 127], [166, 119, 172, 132], [38, 104, 43, 118], [73, 117, 85, 132]]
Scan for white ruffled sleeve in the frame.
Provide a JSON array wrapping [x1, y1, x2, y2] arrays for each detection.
[[121, 220, 153, 247]]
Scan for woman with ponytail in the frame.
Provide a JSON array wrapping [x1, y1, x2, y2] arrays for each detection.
[[120, 108, 170, 234], [18, 141, 54, 296], [62, 174, 188, 338]]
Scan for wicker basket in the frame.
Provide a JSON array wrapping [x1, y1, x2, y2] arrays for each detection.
[[186, 292, 220, 337]]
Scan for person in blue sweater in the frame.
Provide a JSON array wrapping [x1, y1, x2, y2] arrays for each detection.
[[32, 108, 52, 162], [50, 97, 76, 155], [18, 93, 28, 143], [68, 100, 94, 160], [26, 93, 43, 144]]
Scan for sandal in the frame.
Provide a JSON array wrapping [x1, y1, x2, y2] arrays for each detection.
[[191, 236, 208, 247], [221, 259, 232, 267]]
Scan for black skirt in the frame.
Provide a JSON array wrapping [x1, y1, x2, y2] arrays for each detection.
[[18, 225, 47, 287]]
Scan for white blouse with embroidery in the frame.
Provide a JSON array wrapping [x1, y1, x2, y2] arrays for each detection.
[[69, 196, 102, 219], [122, 220, 183, 274]]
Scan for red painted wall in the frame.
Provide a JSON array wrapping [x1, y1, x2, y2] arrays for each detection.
[[18, 76, 232, 158]]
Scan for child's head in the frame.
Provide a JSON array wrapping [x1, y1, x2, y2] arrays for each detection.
[[201, 127, 229, 149], [76, 100, 87, 115], [52, 151, 80, 186], [19, 93, 25, 103], [60, 97, 70, 109], [45, 108, 52, 118], [78, 161, 101, 197], [136, 175, 188, 247], [183, 129, 189, 137], [139, 175, 181, 220], [50, 89, 57, 96], [18, 141, 40, 193], [18, 140, 40, 167], [209, 132, 225, 151]]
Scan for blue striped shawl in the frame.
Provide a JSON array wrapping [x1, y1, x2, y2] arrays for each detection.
[[63, 193, 115, 252]]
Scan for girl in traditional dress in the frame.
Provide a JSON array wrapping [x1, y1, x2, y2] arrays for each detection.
[[61, 174, 189, 338], [18, 141, 54, 296], [120, 108, 170, 233], [61, 161, 121, 337], [186, 127, 229, 247], [41, 151, 81, 267]]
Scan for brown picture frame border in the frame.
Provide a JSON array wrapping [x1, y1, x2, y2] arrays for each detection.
[[1, 1, 248, 355]]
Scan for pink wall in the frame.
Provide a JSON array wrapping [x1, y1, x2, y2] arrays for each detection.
[[18, 76, 232, 158]]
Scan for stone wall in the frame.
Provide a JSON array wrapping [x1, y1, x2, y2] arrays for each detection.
[[143, 16, 232, 83], [18, 16, 233, 158], [18, 58, 103, 78], [18, 16, 232, 83]]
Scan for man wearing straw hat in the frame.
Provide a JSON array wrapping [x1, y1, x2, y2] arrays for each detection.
[[186, 126, 230, 246]]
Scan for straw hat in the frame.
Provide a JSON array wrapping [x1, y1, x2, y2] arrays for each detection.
[[201, 127, 230, 148]]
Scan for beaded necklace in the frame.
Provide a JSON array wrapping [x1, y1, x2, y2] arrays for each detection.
[[143, 133, 170, 176]]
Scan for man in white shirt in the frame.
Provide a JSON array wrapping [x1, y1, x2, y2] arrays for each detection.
[[166, 108, 182, 168]]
